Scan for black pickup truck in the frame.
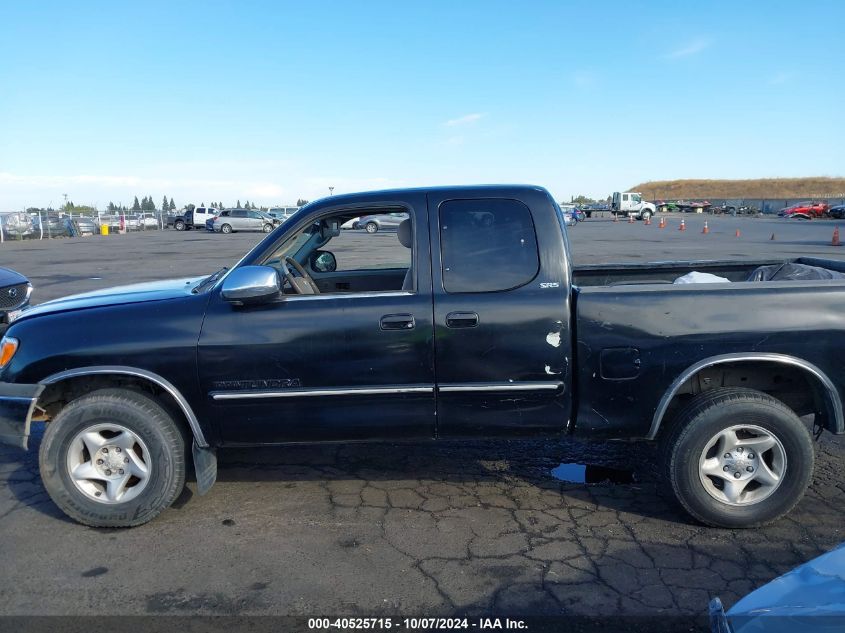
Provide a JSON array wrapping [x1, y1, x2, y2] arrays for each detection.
[[1, 185, 842, 528]]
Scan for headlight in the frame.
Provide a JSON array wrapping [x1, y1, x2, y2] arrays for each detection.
[[0, 336, 18, 369]]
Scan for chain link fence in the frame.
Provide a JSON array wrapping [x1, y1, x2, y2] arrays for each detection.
[[0, 210, 172, 242]]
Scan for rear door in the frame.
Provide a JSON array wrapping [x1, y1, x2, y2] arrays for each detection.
[[428, 189, 573, 437], [231, 209, 248, 230]]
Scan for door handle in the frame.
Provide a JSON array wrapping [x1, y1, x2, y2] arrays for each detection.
[[446, 311, 479, 328], [380, 313, 415, 330]]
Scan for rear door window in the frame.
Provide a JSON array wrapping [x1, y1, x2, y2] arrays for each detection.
[[438, 199, 539, 293]]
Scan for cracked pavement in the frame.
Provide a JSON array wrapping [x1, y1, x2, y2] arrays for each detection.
[[1, 218, 844, 622], [2, 428, 843, 619]]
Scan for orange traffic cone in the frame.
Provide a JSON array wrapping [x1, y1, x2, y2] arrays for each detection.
[[770, 233, 776, 241], [679, 218, 686, 231], [735, 229, 741, 237], [659, 217, 666, 229], [833, 227, 841, 246], [628, 214, 634, 224], [645, 215, 652, 225], [702, 221, 709, 234]]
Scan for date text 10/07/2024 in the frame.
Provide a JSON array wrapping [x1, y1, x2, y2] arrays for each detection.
[[307, 618, 528, 630]]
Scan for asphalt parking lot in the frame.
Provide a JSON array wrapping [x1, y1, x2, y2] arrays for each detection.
[[1, 215, 844, 627]]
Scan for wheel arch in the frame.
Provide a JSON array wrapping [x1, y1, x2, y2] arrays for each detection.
[[38, 366, 209, 447], [648, 353, 844, 439]]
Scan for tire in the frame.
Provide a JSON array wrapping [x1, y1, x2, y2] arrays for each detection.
[[38, 388, 186, 528], [365, 222, 378, 234], [174, 220, 185, 231], [662, 387, 814, 528], [221, 223, 232, 234], [641, 210, 652, 222], [262, 223, 273, 233]]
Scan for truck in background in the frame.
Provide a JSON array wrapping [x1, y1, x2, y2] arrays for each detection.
[[610, 192, 656, 221], [166, 207, 217, 231]]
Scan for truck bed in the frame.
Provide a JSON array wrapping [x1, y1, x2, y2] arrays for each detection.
[[573, 256, 845, 287], [571, 256, 845, 439]]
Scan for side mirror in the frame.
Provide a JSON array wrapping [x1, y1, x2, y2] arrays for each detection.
[[221, 266, 280, 305], [311, 250, 337, 273]]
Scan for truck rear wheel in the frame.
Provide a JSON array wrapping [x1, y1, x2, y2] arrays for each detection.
[[662, 387, 814, 528], [174, 220, 185, 231], [38, 388, 186, 528]]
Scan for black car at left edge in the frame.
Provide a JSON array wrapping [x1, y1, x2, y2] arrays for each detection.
[[0, 267, 32, 332]]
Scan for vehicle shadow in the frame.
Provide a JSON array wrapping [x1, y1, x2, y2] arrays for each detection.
[[3, 427, 685, 524], [6, 427, 843, 533], [210, 436, 690, 524]]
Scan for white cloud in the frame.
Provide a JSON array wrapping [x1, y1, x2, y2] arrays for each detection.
[[665, 37, 711, 59], [303, 176, 401, 196], [444, 113, 486, 127], [0, 170, 293, 209], [245, 183, 285, 198]]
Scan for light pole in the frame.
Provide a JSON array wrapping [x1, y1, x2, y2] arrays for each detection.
[[329, 186, 334, 196]]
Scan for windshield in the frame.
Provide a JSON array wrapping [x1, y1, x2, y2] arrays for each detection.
[[261, 221, 322, 271]]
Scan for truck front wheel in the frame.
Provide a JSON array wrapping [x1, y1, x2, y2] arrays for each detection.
[[38, 388, 186, 527], [640, 210, 652, 222], [662, 387, 813, 528]]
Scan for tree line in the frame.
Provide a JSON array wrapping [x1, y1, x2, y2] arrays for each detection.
[[105, 196, 311, 213], [36, 196, 313, 215]]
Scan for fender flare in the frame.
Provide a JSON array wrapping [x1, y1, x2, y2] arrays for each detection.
[[647, 352, 844, 439], [40, 365, 209, 447]]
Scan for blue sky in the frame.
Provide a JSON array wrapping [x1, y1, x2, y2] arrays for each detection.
[[1, 0, 843, 209]]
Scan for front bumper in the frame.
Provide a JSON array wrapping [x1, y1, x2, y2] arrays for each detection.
[[0, 382, 44, 450]]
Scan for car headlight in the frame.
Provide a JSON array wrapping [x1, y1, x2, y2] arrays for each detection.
[[0, 336, 18, 369]]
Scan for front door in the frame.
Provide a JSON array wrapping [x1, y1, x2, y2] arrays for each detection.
[[197, 194, 435, 445], [428, 190, 573, 436]]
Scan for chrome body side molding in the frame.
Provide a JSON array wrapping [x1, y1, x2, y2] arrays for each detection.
[[211, 385, 435, 400], [438, 382, 564, 393]]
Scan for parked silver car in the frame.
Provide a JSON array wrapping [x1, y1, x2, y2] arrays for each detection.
[[72, 216, 99, 235], [357, 212, 409, 233], [0, 212, 35, 239], [213, 209, 279, 234]]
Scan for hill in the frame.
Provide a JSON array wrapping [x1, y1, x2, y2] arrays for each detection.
[[629, 177, 845, 200]]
